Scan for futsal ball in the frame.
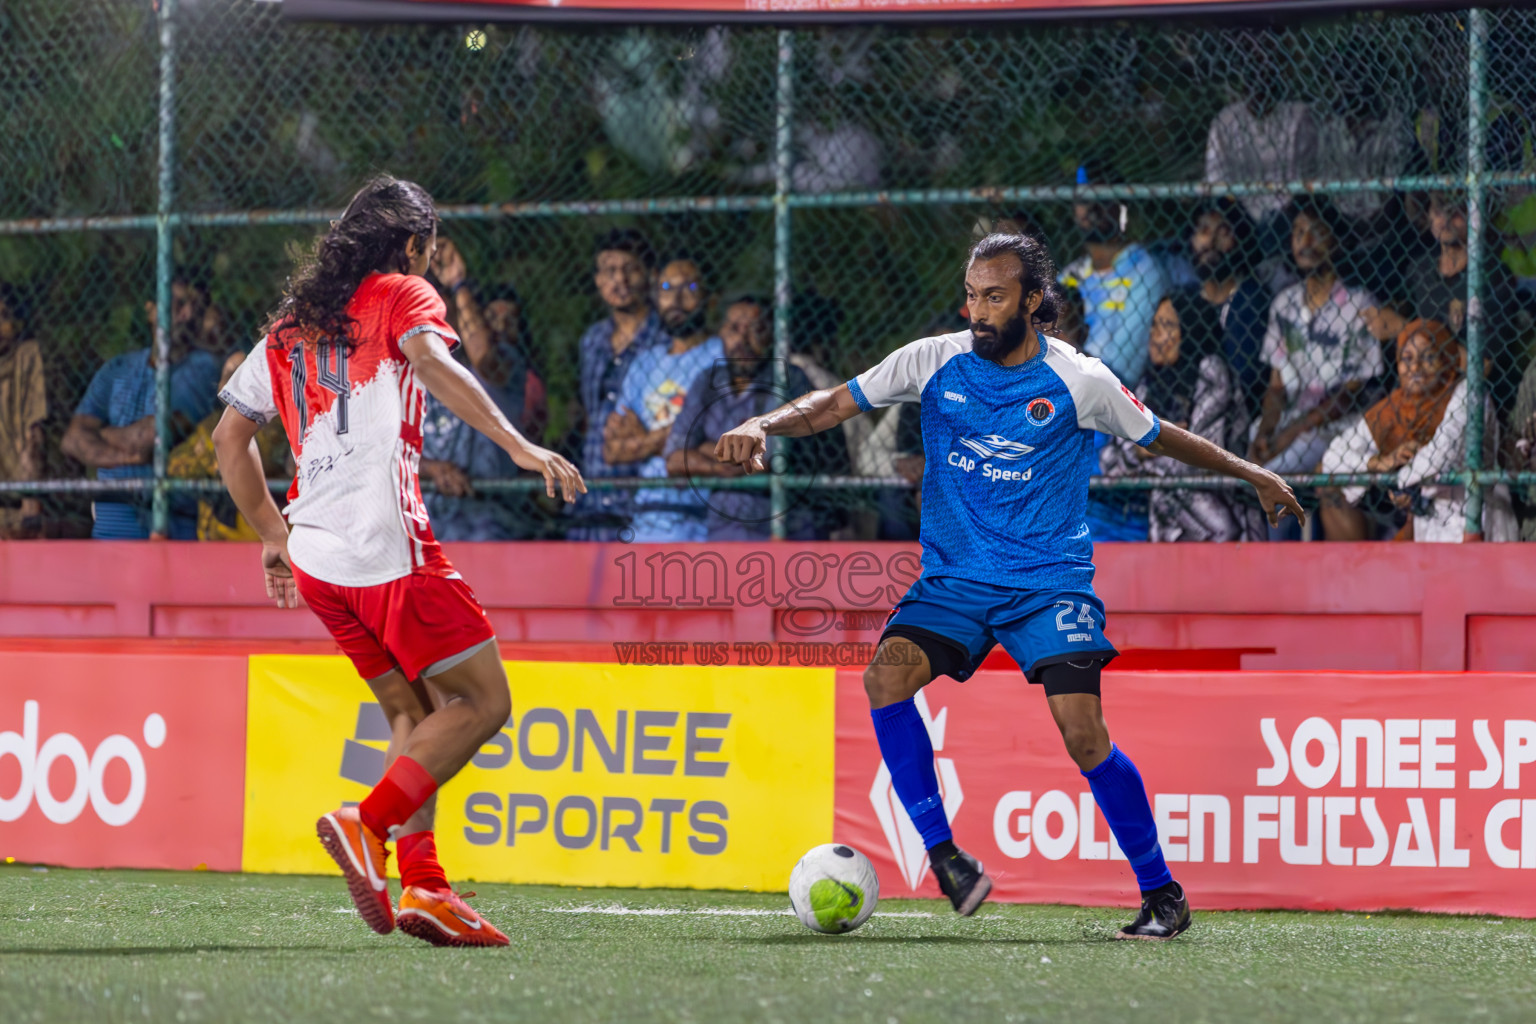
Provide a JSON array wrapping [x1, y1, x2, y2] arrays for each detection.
[[788, 843, 880, 934]]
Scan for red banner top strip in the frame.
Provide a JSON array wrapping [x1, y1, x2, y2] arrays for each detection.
[[403, 0, 1278, 9], [286, 0, 1470, 24]]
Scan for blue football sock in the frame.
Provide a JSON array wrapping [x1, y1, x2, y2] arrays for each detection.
[[870, 698, 952, 850], [1083, 744, 1173, 892]]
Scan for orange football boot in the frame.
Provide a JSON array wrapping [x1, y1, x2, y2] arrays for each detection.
[[396, 886, 511, 947], [316, 806, 394, 934]]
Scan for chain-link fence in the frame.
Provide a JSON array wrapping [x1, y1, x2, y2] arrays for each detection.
[[3, 2, 1535, 542]]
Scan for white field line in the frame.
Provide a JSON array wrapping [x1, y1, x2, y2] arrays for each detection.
[[540, 904, 933, 919]]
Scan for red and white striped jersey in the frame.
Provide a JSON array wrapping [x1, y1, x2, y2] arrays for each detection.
[[220, 273, 460, 588]]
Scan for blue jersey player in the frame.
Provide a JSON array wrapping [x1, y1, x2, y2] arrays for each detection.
[[715, 234, 1303, 939]]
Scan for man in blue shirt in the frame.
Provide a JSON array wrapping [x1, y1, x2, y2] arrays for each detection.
[[605, 255, 723, 542], [421, 240, 548, 540], [663, 295, 847, 540], [62, 279, 221, 539], [716, 233, 1302, 939], [572, 229, 669, 540], [1059, 163, 1168, 540], [1058, 165, 1168, 388]]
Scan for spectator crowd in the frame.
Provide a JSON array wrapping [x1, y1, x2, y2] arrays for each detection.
[[5, 67, 1536, 545], [1065, 150, 1530, 542]]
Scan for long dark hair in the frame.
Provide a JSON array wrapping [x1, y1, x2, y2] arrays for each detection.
[[264, 175, 438, 343]]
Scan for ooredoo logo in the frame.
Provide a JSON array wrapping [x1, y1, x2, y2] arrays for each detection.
[[0, 701, 166, 826]]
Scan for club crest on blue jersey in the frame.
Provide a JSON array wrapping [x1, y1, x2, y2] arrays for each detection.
[[1025, 397, 1056, 426]]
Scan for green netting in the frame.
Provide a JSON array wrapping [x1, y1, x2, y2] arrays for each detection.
[[1, 2, 1534, 542]]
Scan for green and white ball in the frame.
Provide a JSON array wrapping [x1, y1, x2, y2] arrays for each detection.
[[788, 844, 880, 934]]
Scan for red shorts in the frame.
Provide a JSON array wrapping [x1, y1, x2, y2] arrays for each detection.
[[292, 566, 496, 682]]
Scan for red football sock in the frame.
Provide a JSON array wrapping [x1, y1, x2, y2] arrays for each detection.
[[358, 756, 439, 840], [396, 831, 450, 892]]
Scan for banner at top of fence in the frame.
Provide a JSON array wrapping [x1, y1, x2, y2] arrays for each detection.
[[285, 0, 1457, 24], [404, 0, 1299, 8]]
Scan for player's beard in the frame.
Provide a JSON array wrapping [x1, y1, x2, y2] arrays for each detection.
[[663, 305, 707, 338], [971, 310, 1031, 362]]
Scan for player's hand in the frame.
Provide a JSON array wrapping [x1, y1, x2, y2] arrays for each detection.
[[691, 444, 744, 478], [512, 444, 587, 503], [1250, 468, 1306, 528], [714, 420, 768, 473], [431, 240, 467, 291], [262, 541, 299, 609]]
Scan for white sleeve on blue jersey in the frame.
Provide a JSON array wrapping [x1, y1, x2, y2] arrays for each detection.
[[1043, 339, 1161, 446], [219, 339, 279, 425], [846, 332, 971, 411]]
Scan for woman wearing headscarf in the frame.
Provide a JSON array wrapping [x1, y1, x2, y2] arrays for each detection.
[[1101, 288, 1252, 541], [1319, 318, 1516, 541]]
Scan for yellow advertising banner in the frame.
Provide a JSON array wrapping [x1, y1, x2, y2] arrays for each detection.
[[242, 656, 835, 892]]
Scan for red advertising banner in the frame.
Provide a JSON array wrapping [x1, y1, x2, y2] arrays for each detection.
[[0, 651, 248, 872], [834, 670, 1536, 917]]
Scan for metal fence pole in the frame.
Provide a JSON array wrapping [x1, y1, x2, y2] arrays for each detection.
[[1464, 7, 1489, 539], [151, 0, 179, 538], [769, 28, 794, 541]]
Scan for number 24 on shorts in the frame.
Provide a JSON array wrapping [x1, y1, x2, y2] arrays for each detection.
[[1053, 601, 1097, 632]]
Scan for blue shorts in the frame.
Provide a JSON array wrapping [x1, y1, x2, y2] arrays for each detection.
[[880, 574, 1118, 683]]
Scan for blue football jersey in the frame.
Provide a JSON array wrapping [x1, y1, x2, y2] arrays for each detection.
[[848, 332, 1161, 592]]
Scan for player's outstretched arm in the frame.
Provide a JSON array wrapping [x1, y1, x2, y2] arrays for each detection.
[[714, 383, 863, 474], [402, 329, 586, 503], [1148, 421, 1306, 528], [212, 407, 299, 609]]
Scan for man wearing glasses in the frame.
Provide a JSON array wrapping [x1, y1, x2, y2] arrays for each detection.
[[603, 255, 724, 541]]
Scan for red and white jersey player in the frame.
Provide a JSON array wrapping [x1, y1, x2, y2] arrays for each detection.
[[221, 272, 461, 585]]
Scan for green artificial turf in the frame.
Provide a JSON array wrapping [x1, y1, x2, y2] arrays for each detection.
[[2, 865, 1534, 1023]]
